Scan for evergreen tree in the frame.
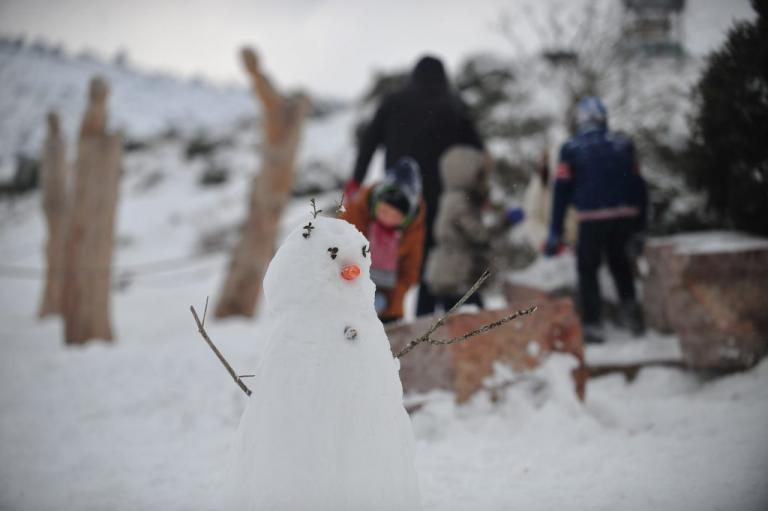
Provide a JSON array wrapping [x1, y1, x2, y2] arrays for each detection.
[[687, 0, 768, 235]]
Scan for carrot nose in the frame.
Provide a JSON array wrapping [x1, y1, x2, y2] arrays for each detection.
[[341, 264, 361, 281]]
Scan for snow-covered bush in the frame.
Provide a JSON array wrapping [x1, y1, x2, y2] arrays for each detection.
[[685, 0, 768, 236]]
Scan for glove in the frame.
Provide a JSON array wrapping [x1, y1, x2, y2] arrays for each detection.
[[543, 233, 564, 257], [506, 207, 525, 226], [343, 179, 361, 203], [374, 291, 388, 314]]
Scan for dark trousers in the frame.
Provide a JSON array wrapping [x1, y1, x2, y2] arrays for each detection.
[[577, 218, 637, 325], [416, 218, 437, 317], [416, 285, 436, 317]]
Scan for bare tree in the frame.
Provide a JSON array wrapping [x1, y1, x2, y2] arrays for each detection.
[[215, 47, 311, 318], [38, 111, 69, 317], [494, 0, 628, 126], [62, 76, 122, 343]]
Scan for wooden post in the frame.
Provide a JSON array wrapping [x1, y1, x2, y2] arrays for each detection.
[[62, 76, 123, 344], [214, 47, 310, 318], [38, 111, 69, 317]]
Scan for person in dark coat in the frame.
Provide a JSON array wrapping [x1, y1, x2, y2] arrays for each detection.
[[345, 55, 485, 317], [546, 96, 647, 344]]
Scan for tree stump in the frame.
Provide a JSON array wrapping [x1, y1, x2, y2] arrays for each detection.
[[387, 285, 586, 403], [62, 76, 123, 344], [38, 111, 69, 317], [215, 47, 310, 318], [644, 232, 768, 369]]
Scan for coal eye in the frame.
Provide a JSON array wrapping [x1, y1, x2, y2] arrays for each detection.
[[362, 245, 369, 258], [327, 247, 339, 259]]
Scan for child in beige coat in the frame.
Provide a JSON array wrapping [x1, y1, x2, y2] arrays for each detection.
[[424, 146, 491, 310]]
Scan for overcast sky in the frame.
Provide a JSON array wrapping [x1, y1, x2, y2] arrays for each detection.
[[0, 0, 755, 99]]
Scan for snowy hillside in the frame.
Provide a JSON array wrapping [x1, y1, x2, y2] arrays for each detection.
[[0, 38, 359, 195], [0, 40, 258, 167]]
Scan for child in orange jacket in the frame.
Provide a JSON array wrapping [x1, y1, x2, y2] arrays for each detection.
[[340, 158, 425, 323]]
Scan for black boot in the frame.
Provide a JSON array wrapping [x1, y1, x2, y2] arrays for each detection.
[[583, 323, 605, 344], [618, 301, 645, 336]]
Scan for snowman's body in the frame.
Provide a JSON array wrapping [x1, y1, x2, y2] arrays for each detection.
[[226, 217, 421, 510]]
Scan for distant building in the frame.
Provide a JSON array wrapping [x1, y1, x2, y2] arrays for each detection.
[[621, 0, 686, 56]]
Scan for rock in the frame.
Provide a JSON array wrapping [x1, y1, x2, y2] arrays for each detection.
[[387, 318, 454, 394], [643, 239, 686, 333], [644, 231, 768, 369], [387, 285, 585, 403]]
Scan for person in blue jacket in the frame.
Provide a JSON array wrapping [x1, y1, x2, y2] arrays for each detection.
[[545, 96, 647, 343]]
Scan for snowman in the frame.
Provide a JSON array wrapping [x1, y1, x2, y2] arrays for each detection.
[[225, 215, 422, 510]]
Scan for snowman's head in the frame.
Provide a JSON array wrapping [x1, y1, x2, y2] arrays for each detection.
[[263, 216, 376, 314]]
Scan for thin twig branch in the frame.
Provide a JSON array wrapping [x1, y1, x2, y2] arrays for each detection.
[[494, 11, 529, 57], [202, 296, 209, 327], [335, 191, 346, 214], [424, 306, 538, 348], [395, 269, 491, 358], [310, 198, 322, 219], [395, 270, 537, 358], [190, 304, 252, 396]]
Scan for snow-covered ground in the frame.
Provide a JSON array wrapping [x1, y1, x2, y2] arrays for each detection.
[[1, 170, 767, 509], [1, 273, 767, 510], [1, 2, 767, 507]]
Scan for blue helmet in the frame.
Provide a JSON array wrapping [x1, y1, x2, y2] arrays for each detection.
[[576, 96, 608, 131]]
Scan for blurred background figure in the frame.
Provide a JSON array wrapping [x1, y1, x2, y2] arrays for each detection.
[[521, 145, 577, 253], [340, 157, 425, 323], [345, 54, 485, 317], [545, 96, 647, 344], [426, 144, 530, 313], [425, 145, 491, 311]]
